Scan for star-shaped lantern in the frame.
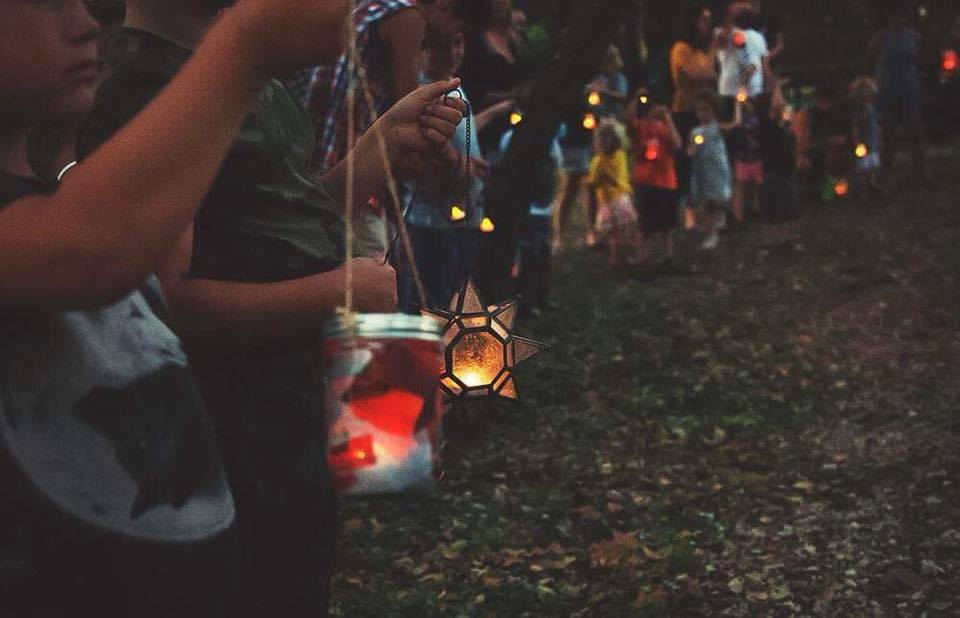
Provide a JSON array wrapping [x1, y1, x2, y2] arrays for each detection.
[[422, 279, 548, 401]]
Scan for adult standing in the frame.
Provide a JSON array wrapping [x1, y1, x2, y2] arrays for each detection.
[[669, 4, 717, 207], [715, 5, 768, 119], [459, 0, 529, 153], [867, 2, 926, 179]]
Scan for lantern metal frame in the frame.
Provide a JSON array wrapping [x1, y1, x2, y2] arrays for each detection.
[[422, 279, 549, 402]]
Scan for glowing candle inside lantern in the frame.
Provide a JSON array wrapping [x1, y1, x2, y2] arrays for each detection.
[[736, 87, 748, 103], [693, 132, 705, 146], [588, 91, 601, 106], [732, 30, 747, 48], [644, 139, 660, 162], [480, 217, 495, 233], [834, 180, 849, 197], [450, 204, 467, 221], [943, 50, 957, 72], [509, 112, 523, 126], [639, 95, 649, 105], [855, 143, 868, 159], [582, 113, 597, 131], [451, 331, 504, 388]]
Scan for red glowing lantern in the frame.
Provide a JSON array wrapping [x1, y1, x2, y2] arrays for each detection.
[[324, 314, 445, 495], [943, 49, 958, 73], [732, 30, 747, 48], [644, 138, 660, 162], [834, 180, 849, 197]]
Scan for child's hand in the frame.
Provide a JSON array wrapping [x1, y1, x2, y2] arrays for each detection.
[[345, 258, 398, 313], [381, 80, 466, 173], [233, 0, 351, 78]]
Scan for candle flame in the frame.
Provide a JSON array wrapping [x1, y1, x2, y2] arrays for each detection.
[[480, 217, 495, 233], [450, 204, 467, 221], [588, 91, 601, 106], [582, 113, 597, 131], [509, 112, 523, 126], [855, 143, 868, 159]]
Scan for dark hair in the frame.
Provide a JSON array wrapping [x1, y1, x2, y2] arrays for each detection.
[[679, 4, 713, 51], [463, 0, 497, 31]]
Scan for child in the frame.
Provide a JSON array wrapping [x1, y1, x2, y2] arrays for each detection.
[[76, 1, 465, 616], [850, 76, 883, 195], [584, 119, 638, 269], [731, 99, 762, 222], [587, 45, 630, 121], [399, 30, 492, 312], [0, 0, 357, 616], [757, 88, 799, 246], [632, 93, 683, 264], [688, 96, 733, 250], [496, 124, 565, 317]]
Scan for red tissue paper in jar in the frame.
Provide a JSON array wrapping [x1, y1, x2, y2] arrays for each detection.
[[324, 314, 444, 496]]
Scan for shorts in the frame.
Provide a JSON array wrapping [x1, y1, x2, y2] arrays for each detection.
[[735, 160, 763, 184], [760, 172, 799, 224], [595, 194, 638, 237], [635, 185, 679, 233]]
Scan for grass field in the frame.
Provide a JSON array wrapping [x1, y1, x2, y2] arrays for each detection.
[[330, 146, 960, 617]]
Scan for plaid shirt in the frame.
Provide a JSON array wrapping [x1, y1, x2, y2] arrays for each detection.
[[288, 0, 415, 174]]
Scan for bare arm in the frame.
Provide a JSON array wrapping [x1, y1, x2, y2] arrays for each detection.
[[0, 0, 354, 311], [474, 100, 514, 132], [320, 80, 465, 208], [155, 226, 396, 345], [0, 8, 266, 310]]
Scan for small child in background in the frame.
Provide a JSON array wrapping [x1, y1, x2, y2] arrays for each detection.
[[587, 45, 630, 121], [688, 96, 733, 250], [632, 93, 683, 264], [496, 126, 565, 317], [399, 31, 489, 313], [850, 76, 882, 195], [731, 100, 762, 222], [584, 119, 638, 269], [757, 89, 800, 246]]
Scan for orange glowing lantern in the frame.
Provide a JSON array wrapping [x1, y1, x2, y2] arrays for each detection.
[[587, 90, 602, 107], [509, 111, 523, 126], [736, 87, 749, 103], [450, 204, 467, 222], [732, 30, 747, 48], [324, 314, 445, 495], [943, 49, 958, 72], [422, 279, 548, 401], [834, 180, 849, 197], [854, 143, 868, 159], [479, 217, 495, 233], [582, 113, 597, 131]]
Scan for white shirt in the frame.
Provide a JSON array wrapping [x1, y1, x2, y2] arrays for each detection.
[[716, 28, 768, 97]]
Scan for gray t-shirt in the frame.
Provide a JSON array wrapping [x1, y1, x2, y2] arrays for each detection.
[[0, 171, 233, 544]]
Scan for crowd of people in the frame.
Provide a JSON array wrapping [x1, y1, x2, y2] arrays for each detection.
[[0, 0, 938, 617]]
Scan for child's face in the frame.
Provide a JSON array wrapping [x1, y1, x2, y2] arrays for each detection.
[[0, 0, 100, 127]]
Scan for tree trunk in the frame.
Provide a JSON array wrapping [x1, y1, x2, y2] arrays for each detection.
[[475, 0, 642, 302]]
